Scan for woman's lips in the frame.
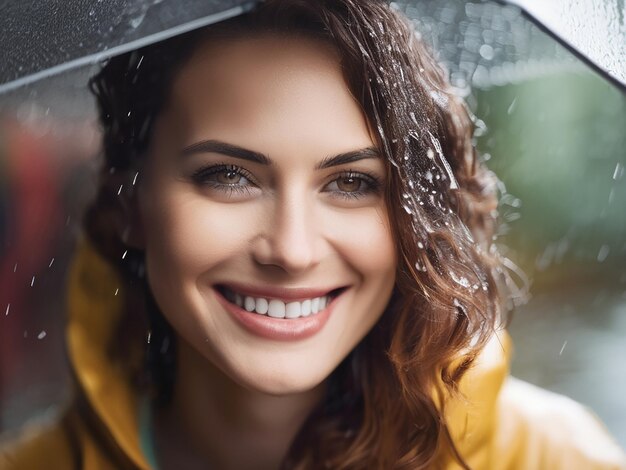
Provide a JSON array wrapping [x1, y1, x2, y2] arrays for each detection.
[[213, 284, 346, 341]]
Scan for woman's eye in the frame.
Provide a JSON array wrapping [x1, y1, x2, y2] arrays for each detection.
[[324, 171, 382, 199], [215, 168, 244, 185], [336, 175, 363, 192], [190, 164, 257, 196]]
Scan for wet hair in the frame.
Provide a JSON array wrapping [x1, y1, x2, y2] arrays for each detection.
[[87, 0, 512, 468]]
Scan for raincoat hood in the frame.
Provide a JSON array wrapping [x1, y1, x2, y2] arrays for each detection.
[[3, 237, 625, 469], [66, 237, 148, 469]]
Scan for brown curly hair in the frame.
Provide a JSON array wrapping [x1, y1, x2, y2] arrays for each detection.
[[87, 0, 510, 468]]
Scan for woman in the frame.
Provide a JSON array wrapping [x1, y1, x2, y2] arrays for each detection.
[[2, 0, 624, 468]]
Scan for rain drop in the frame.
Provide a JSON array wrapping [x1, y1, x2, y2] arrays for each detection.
[[450, 271, 470, 288], [5, 304, 10, 316], [507, 97, 517, 115], [37, 331, 47, 340], [130, 12, 147, 29], [597, 245, 610, 262], [613, 163, 624, 180]]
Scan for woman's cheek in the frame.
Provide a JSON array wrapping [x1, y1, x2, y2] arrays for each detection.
[[324, 205, 396, 276], [140, 186, 258, 279]]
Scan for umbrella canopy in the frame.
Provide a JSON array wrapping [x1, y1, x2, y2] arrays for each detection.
[[0, 0, 257, 94], [502, 0, 626, 91], [0, 0, 624, 95]]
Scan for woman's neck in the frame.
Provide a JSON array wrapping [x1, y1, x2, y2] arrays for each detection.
[[154, 338, 326, 470]]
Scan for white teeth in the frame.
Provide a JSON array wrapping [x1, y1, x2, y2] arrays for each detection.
[[244, 296, 255, 312], [268, 299, 286, 318], [225, 287, 333, 319], [255, 297, 268, 315], [285, 302, 301, 319]]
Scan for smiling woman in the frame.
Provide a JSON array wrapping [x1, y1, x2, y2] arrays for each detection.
[[1, 0, 625, 469], [134, 34, 397, 402]]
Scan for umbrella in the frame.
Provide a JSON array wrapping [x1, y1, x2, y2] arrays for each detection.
[[0, 0, 257, 94], [500, 0, 625, 90], [0, 0, 624, 95]]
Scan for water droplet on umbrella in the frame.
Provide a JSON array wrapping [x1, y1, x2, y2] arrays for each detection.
[[479, 43, 494, 60]]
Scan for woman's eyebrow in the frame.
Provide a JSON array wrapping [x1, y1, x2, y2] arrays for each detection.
[[315, 146, 381, 169], [181, 139, 380, 168], [181, 140, 271, 165]]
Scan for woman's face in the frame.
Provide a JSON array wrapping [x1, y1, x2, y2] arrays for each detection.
[[136, 33, 397, 394]]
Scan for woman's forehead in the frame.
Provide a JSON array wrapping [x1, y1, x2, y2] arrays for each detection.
[[163, 34, 375, 157], [171, 33, 342, 102]]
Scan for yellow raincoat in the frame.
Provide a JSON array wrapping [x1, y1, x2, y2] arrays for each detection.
[[1, 239, 625, 469]]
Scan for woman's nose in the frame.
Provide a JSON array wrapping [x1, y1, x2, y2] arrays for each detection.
[[251, 194, 320, 275]]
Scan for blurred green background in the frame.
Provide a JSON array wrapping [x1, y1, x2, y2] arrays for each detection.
[[475, 68, 626, 447]]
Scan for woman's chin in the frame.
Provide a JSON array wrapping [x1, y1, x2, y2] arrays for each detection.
[[226, 361, 330, 397]]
